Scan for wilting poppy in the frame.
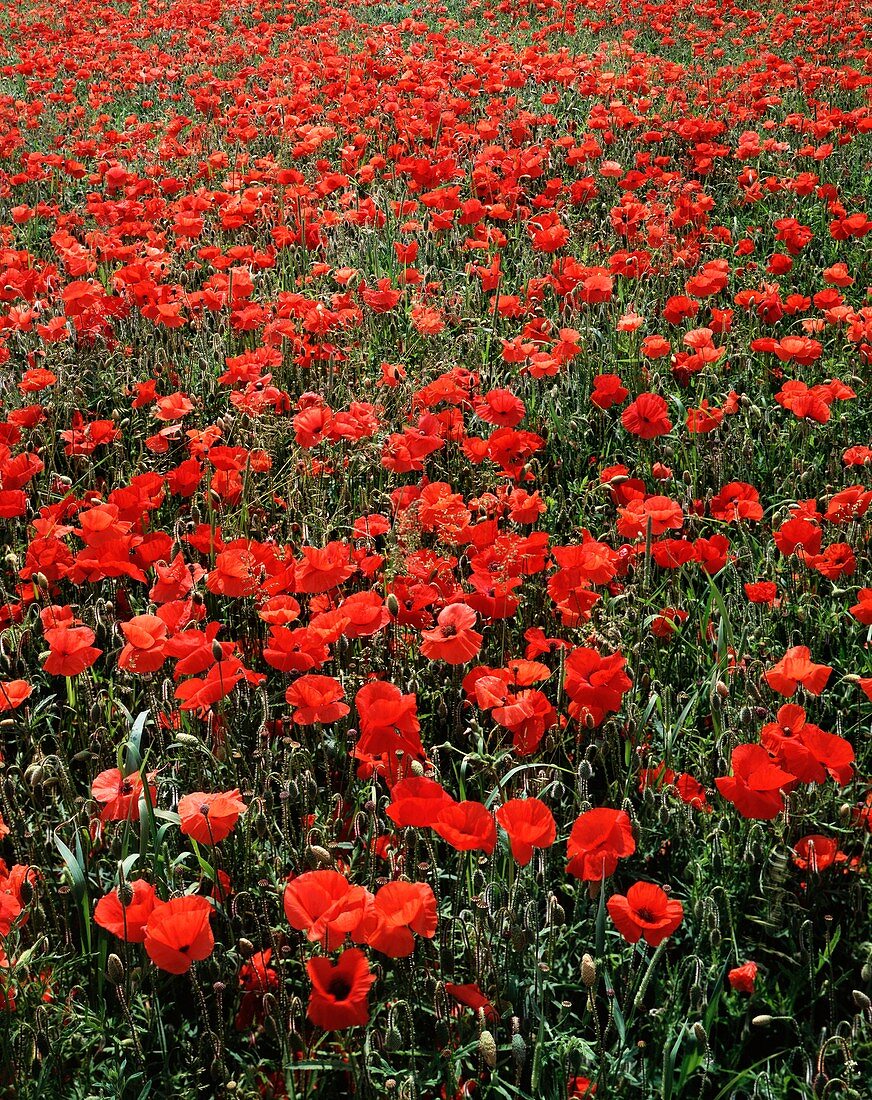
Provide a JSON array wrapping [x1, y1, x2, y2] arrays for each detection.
[[607, 881, 684, 946], [728, 961, 758, 994], [144, 895, 214, 974], [306, 947, 375, 1030]]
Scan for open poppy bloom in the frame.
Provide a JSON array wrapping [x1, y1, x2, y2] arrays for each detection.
[[420, 603, 483, 665], [94, 879, 162, 943], [386, 776, 455, 827], [566, 808, 635, 880], [283, 870, 369, 949], [764, 646, 832, 697], [0, 680, 31, 712], [284, 674, 349, 725], [144, 895, 214, 974], [306, 947, 375, 1030], [91, 768, 157, 822], [362, 881, 438, 958], [118, 614, 169, 674], [715, 744, 795, 819], [607, 881, 683, 946], [495, 798, 556, 865], [433, 800, 497, 854], [178, 789, 248, 844]]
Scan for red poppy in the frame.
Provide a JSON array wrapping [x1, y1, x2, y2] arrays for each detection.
[[765, 647, 832, 697], [566, 808, 635, 881], [94, 879, 161, 943], [715, 744, 795, 819], [0, 680, 31, 712], [178, 789, 247, 844], [563, 648, 632, 726], [420, 604, 483, 665], [364, 881, 438, 957], [91, 768, 157, 822], [728, 961, 758, 994], [118, 614, 169, 674], [387, 776, 455, 827], [495, 798, 556, 865], [285, 675, 349, 725], [607, 881, 683, 946], [621, 393, 672, 438], [433, 801, 497, 854], [144, 895, 214, 974], [306, 947, 375, 1030], [283, 870, 368, 949], [792, 834, 846, 873]]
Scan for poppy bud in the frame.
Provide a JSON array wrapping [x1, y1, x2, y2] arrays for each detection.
[[511, 1032, 526, 1071], [35, 572, 49, 592], [211, 639, 224, 663], [692, 1022, 707, 1049], [237, 938, 254, 958], [25, 764, 44, 789], [255, 813, 269, 839], [478, 1030, 497, 1068], [307, 844, 333, 867], [852, 990, 871, 1011], [118, 882, 135, 906], [751, 1015, 772, 1028], [716, 680, 729, 698], [107, 953, 125, 985], [410, 760, 425, 777], [386, 592, 400, 617], [581, 954, 597, 987]]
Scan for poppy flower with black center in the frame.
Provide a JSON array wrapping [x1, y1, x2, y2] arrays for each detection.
[[91, 768, 157, 822], [94, 879, 162, 943], [306, 947, 375, 1030], [178, 789, 248, 845], [144, 895, 214, 975], [621, 392, 672, 438], [566, 808, 635, 881], [495, 798, 556, 865], [420, 604, 483, 666], [607, 881, 683, 947]]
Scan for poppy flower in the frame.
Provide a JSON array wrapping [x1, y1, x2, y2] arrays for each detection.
[[792, 834, 845, 873], [283, 870, 368, 949], [607, 881, 683, 946], [387, 776, 455, 827], [495, 798, 557, 865], [91, 768, 157, 822], [765, 646, 832, 697], [118, 614, 169, 674], [563, 648, 632, 726], [566, 808, 635, 881], [144, 895, 214, 974], [420, 604, 483, 665], [285, 675, 349, 725], [621, 393, 672, 438], [0, 680, 31, 712], [178, 789, 248, 844], [728, 961, 758, 994], [94, 879, 162, 943], [364, 881, 438, 957], [433, 801, 497, 854], [306, 947, 375, 1030], [355, 681, 424, 760], [715, 744, 795, 819]]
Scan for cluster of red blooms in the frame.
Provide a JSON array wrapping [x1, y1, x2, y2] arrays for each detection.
[[0, 0, 870, 1092]]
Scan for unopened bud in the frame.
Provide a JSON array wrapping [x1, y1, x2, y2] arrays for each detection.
[[852, 990, 871, 1011], [479, 1030, 497, 1068], [581, 954, 597, 988], [386, 593, 400, 617], [752, 1014, 773, 1028], [308, 845, 333, 867], [107, 953, 125, 984], [237, 938, 255, 958]]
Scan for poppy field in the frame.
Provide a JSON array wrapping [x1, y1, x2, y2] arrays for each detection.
[[1, 0, 872, 1095]]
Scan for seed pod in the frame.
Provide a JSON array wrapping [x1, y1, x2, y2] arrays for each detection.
[[107, 953, 125, 985], [581, 953, 597, 988], [479, 1030, 497, 1068]]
